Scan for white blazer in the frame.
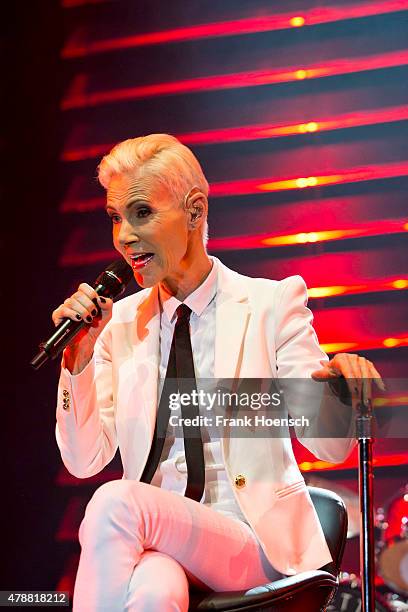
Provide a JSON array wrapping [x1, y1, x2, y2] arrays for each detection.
[[55, 257, 356, 575]]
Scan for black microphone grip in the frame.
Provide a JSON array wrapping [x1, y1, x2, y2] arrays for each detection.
[[30, 260, 133, 370]]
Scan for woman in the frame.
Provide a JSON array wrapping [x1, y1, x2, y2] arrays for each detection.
[[53, 134, 383, 611]]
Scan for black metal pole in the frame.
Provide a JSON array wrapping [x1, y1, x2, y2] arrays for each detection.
[[356, 401, 376, 612]]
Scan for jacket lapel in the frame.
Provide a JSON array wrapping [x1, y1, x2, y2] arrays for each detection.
[[214, 259, 250, 379], [131, 285, 161, 438]]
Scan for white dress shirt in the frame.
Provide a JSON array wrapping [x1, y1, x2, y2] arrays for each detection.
[[150, 257, 249, 524]]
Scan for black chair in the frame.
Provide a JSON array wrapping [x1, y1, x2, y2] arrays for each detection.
[[188, 486, 348, 611]]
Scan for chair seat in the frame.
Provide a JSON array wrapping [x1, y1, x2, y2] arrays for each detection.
[[189, 570, 338, 611]]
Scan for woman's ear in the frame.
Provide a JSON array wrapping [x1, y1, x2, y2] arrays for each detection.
[[184, 187, 208, 230]]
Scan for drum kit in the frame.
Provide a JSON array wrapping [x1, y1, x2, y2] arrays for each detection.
[[306, 477, 408, 611]]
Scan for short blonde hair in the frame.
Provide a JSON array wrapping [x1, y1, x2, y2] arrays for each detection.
[[98, 134, 209, 245]]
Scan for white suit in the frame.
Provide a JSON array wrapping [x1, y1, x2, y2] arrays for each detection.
[[56, 257, 356, 575]]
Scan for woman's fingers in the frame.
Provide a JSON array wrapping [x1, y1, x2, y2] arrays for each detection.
[[331, 354, 361, 403], [358, 356, 372, 404], [349, 354, 363, 401], [51, 283, 112, 327], [52, 304, 83, 326], [96, 295, 112, 312], [72, 283, 100, 319], [52, 297, 96, 326], [329, 353, 386, 409], [366, 360, 386, 391]]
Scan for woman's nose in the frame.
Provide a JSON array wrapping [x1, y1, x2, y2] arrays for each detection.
[[117, 219, 139, 245]]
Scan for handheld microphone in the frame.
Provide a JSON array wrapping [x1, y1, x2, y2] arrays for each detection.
[[30, 260, 133, 370]]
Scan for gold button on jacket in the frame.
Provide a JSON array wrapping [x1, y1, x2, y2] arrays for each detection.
[[234, 474, 246, 488]]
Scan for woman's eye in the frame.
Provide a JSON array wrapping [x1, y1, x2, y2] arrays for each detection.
[[136, 207, 151, 219], [109, 214, 121, 224]]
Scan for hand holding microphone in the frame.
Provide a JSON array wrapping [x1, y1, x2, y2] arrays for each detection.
[[30, 260, 133, 372], [52, 282, 113, 343], [51, 284, 113, 374]]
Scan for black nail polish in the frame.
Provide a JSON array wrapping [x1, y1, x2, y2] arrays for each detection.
[[75, 314, 81, 320], [92, 309, 97, 316], [86, 315, 92, 323], [100, 297, 106, 303], [92, 297, 98, 305]]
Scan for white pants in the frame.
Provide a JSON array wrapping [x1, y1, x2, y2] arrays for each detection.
[[74, 479, 281, 611]]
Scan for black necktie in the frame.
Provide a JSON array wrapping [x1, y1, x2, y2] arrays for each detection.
[[140, 304, 205, 502]]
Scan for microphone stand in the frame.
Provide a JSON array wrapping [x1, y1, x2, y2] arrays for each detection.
[[356, 396, 376, 612]]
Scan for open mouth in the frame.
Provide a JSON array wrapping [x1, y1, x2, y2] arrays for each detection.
[[130, 253, 155, 270]]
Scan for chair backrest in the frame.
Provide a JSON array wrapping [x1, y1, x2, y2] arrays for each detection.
[[308, 485, 348, 575]]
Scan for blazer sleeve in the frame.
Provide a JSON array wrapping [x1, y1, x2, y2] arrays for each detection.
[[274, 275, 357, 463], [55, 323, 118, 478]]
